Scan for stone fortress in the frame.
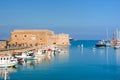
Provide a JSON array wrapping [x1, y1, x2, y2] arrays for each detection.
[[0, 29, 70, 49]]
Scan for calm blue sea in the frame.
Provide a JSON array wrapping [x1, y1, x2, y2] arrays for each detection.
[[1, 40, 120, 80]]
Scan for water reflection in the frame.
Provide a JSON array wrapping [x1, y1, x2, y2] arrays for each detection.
[[56, 46, 69, 63], [0, 46, 69, 79], [97, 48, 106, 55], [17, 55, 53, 70], [77, 45, 84, 55], [0, 67, 17, 80], [94, 47, 116, 65], [115, 49, 120, 65], [106, 47, 109, 64], [76, 46, 116, 65], [18, 46, 69, 69]]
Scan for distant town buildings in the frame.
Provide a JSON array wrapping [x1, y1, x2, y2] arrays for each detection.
[[7, 30, 70, 48]]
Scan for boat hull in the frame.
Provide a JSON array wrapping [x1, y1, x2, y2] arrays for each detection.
[[95, 44, 106, 47], [0, 62, 17, 68], [114, 45, 120, 49], [0, 56, 18, 68]]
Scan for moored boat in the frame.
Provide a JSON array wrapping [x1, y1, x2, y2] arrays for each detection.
[[114, 40, 120, 49], [15, 51, 37, 61], [112, 28, 120, 49], [0, 56, 17, 68], [95, 40, 106, 47], [114, 45, 120, 49], [105, 40, 111, 47]]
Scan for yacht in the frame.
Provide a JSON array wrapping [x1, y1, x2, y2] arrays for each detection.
[[95, 40, 106, 47]]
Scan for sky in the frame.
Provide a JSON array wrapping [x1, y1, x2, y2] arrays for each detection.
[[0, 0, 120, 40]]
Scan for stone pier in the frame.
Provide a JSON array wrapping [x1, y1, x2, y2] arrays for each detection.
[[0, 45, 42, 55]]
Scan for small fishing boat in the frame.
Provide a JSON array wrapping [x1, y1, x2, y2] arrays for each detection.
[[15, 51, 37, 60], [95, 40, 106, 47], [0, 56, 17, 68], [15, 52, 27, 59]]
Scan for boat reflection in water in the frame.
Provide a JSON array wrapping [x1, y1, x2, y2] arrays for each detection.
[[55, 46, 69, 63], [90, 47, 116, 65], [17, 46, 69, 70], [0, 46, 69, 80], [115, 49, 120, 65], [0, 67, 17, 80]]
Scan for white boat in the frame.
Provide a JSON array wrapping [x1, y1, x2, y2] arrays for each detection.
[[0, 56, 17, 68], [114, 45, 120, 49], [15, 52, 27, 59], [114, 40, 120, 49], [106, 41, 111, 47], [36, 49, 43, 55], [15, 51, 37, 60], [35, 49, 45, 57], [113, 29, 120, 49]]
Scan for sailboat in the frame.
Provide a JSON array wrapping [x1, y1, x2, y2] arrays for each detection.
[[106, 29, 111, 47], [114, 29, 120, 49], [95, 28, 111, 47]]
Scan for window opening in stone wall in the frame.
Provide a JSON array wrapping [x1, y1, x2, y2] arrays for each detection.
[[35, 43, 38, 46], [15, 35, 17, 37], [24, 35, 27, 37], [53, 42, 56, 44]]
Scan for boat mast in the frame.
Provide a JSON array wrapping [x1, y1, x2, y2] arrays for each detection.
[[106, 28, 109, 41], [116, 28, 119, 41]]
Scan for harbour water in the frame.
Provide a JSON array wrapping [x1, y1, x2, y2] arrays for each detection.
[[1, 40, 120, 80]]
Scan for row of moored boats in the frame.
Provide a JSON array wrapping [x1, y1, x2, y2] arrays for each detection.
[[95, 40, 120, 49], [95, 40, 111, 47], [0, 46, 65, 68]]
